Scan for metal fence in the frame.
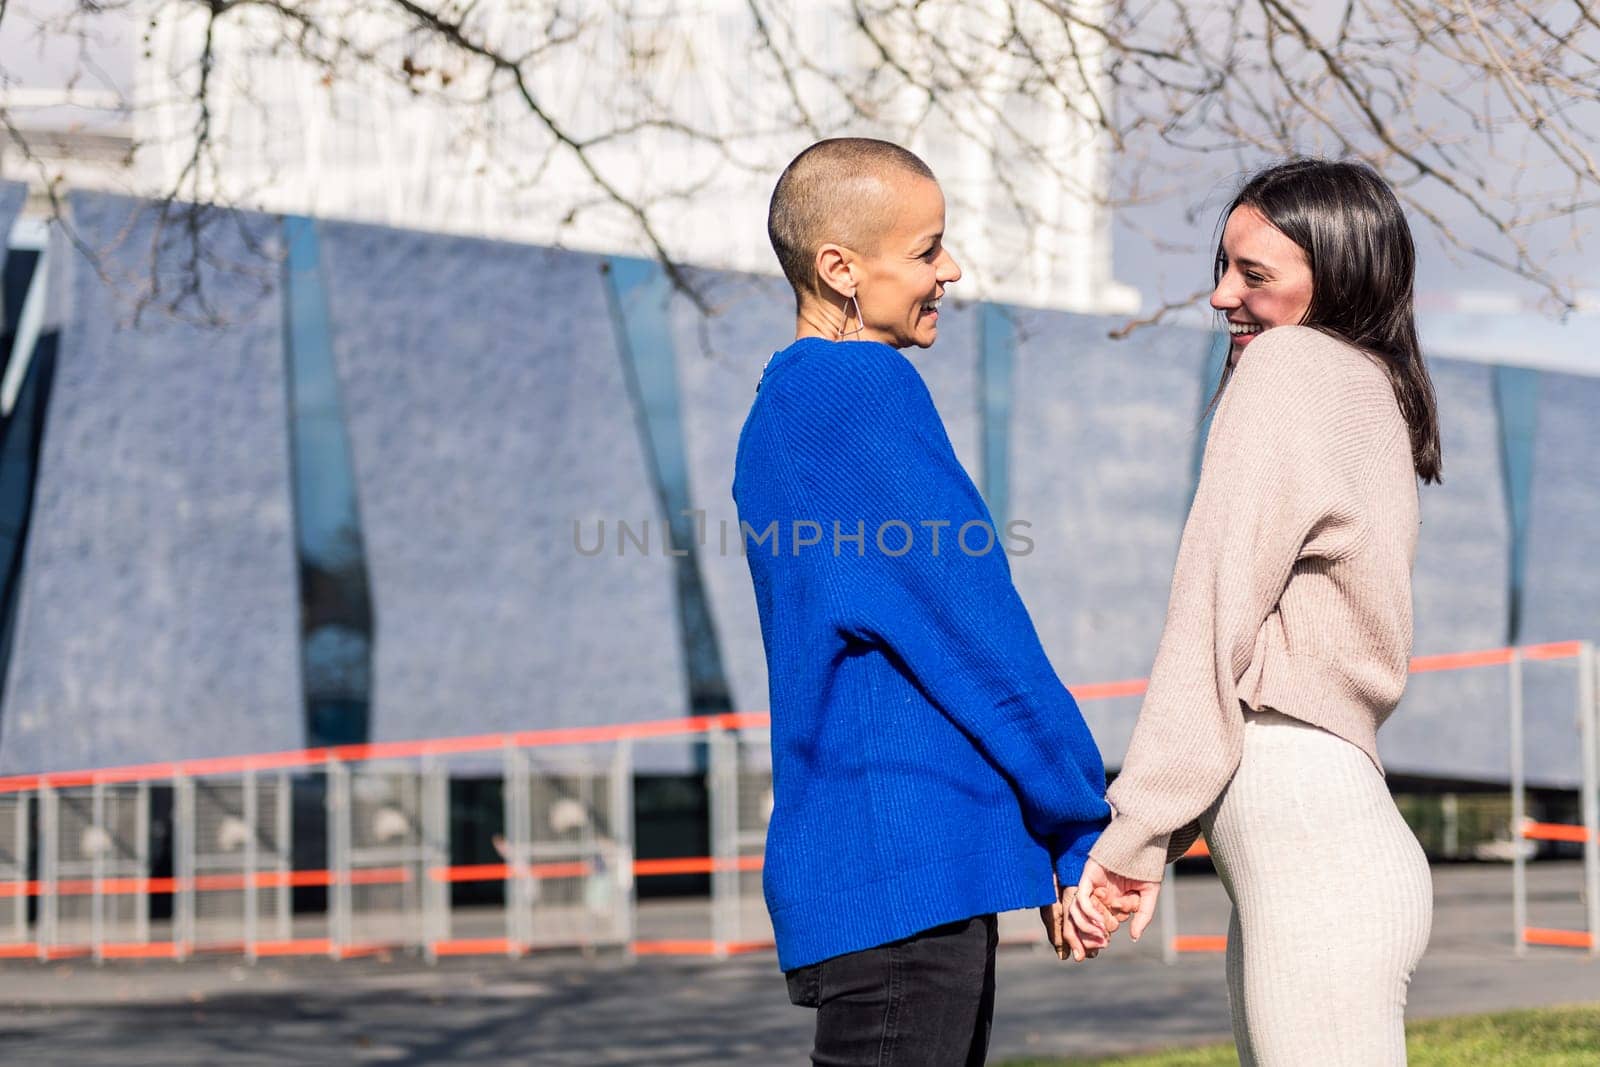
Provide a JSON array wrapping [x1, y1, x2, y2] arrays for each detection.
[[1160, 639, 1599, 960], [0, 642, 1593, 965]]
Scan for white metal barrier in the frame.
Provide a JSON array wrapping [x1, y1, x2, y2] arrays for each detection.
[[333, 760, 430, 954], [41, 783, 150, 960], [180, 770, 295, 957], [1511, 642, 1599, 955], [709, 726, 774, 956], [503, 744, 632, 955], [0, 792, 29, 950], [1159, 639, 1599, 962]]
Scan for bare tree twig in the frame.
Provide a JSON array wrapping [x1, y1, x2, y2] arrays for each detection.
[[1108, 284, 1213, 340]]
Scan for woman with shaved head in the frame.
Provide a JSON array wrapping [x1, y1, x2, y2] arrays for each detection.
[[735, 138, 1120, 1065]]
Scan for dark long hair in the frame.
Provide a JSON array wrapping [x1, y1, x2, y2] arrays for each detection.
[[1213, 159, 1442, 484]]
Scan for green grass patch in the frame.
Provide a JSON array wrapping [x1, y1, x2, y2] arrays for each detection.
[[999, 1003, 1600, 1066]]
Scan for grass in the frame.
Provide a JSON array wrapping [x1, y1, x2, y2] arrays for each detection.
[[999, 1003, 1600, 1066]]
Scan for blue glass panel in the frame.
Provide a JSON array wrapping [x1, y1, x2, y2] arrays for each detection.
[[603, 257, 732, 722], [0, 331, 56, 718], [282, 216, 374, 747], [1493, 365, 1540, 643], [1, 248, 40, 348]]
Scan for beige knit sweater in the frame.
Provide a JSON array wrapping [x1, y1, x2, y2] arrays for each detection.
[[1090, 325, 1421, 883]]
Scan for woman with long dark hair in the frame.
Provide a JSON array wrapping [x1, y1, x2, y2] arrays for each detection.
[[1071, 159, 1441, 1064]]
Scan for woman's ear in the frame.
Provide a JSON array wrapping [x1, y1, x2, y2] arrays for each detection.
[[813, 243, 856, 299]]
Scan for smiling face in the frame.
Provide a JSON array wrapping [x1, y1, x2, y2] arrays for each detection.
[[1211, 204, 1314, 365], [835, 174, 962, 349]]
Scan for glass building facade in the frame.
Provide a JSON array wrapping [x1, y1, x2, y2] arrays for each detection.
[[0, 182, 1595, 791]]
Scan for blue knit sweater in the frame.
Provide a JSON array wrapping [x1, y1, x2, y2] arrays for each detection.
[[733, 336, 1110, 971]]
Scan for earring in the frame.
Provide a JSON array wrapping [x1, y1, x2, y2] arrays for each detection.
[[843, 293, 865, 341]]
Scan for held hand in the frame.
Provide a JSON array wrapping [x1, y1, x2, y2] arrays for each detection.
[[1039, 875, 1102, 962], [1039, 875, 1075, 959], [1073, 857, 1161, 943]]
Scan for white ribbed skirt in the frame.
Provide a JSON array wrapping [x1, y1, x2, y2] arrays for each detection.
[[1199, 709, 1433, 1066]]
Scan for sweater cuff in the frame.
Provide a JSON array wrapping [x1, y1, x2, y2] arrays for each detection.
[[1088, 812, 1172, 884], [1051, 816, 1109, 888]]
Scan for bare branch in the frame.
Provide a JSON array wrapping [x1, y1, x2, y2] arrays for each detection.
[[1108, 284, 1213, 340]]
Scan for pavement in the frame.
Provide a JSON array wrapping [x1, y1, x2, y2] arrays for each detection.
[[0, 863, 1596, 1065]]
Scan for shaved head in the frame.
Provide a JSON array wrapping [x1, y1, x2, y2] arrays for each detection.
[[768, 138, 936, 301]]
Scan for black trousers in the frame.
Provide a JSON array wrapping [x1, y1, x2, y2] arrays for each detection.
[[785, 914, 998, 1067]]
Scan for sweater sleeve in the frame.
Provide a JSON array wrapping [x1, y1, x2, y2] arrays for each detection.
[[1089, 327, 1381, 882], [768, 344, 1110, 887]]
